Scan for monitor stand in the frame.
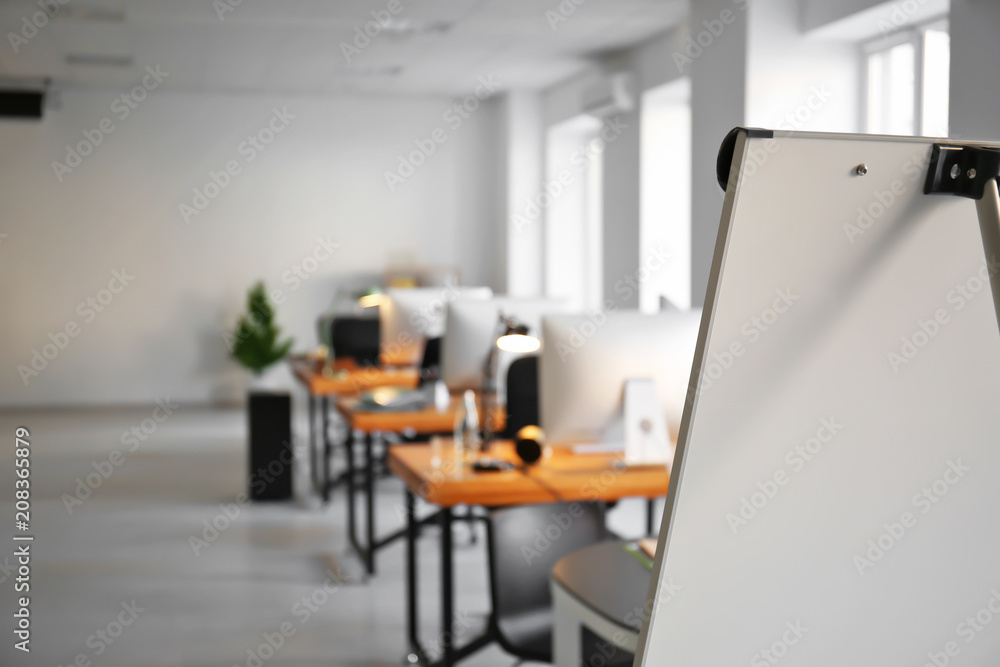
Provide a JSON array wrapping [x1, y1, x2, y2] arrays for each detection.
[[602, 378, 673, 467]]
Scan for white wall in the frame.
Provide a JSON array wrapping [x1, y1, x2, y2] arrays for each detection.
[[641, 79, 692, 312], [539, 2, 866, 309], [747, 0, 861, 133], [949, 0, 1000, 141], [544, 115, 599, 311], [802, 0, 949, 38], [601, 104, 642, 309], [542, 26, 691, 309], [689, 0, 748, 308], [0, 89, 501, 407], [688, 0, 861, 306], [501, 90, 545, 297], [801, 0, 890, 31]]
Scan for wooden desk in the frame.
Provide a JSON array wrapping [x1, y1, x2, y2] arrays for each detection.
[[381, 349, 415, 367], [336, 394, 504, 435], [288, 356, 419, 504], [335, 395, 505, 576], [290, 357, 419, 395], [389, 440, 667, 507], [388, 440, 669, 667]]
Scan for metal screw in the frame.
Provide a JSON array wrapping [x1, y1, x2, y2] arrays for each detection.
[[968, 168, 977, 179], [856, 163, 868, 176], [950, 164, 961, 179]]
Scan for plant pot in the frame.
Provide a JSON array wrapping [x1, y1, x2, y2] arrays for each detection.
[[247, 390, 293, 502]]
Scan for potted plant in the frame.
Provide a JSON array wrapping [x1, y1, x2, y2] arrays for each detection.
[[231, 282, 294, 379], [230, 282, 295, 501]]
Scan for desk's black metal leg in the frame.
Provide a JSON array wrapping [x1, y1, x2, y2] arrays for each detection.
[[365, 432, 376, 575], [646, 498, 656, 535], [346, 429, 373, 576], [440, 506, 454, 666], [321, 396, 331, 504], [405, 490, 425, 663], [346, 428, 357, 544], [398, 500, 491, 667], [308, 394, 318, 494]]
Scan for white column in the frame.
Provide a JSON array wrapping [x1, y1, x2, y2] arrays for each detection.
[[601, 105, 642, 310], [688, 0, 749, 308], [502, 90, 545, 296]]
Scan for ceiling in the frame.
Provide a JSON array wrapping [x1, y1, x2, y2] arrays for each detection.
[[0, 0, 688, 97]]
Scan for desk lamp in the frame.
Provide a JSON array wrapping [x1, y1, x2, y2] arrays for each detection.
[[356, 286, 385, 309], [480, 313, 540, 451], [497, 320, 541, 354]]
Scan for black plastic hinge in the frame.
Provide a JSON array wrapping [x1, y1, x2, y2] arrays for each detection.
[[717, 127, 775, 191], [924, 144, 1000, 200]]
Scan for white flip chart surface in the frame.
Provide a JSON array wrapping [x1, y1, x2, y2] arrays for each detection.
[[637, 131, 1000, 666]]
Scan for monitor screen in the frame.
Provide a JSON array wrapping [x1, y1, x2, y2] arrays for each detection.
[[442, 296, 569, 393], [540, 309, 701, 447], [380, 286, 492, 366]]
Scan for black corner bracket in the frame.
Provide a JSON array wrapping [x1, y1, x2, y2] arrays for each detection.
[[924, 144, 1000, 200], [716, 127, 775, 192]]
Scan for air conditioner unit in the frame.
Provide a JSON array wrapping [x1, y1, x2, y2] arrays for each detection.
[[581, 71, 635, 118]]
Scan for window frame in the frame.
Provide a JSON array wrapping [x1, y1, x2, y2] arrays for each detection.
[[863, 17, 949, 137]]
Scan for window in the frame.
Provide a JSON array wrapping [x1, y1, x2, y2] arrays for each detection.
[[544, 115, 604, 311], [865, 20, 949, 137], [640, 78, 691, 312]]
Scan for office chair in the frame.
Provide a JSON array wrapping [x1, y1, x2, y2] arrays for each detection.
[[502, 355, 539, 440], [418, 336, 442, 387], [330, 317, 380, 366], [485, 502, 606, 662]]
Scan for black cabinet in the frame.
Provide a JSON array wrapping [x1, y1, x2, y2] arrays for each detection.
[[247, 391, 292, 501]]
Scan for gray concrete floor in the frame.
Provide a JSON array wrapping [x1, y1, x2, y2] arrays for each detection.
[[0, 405, 652, 667]]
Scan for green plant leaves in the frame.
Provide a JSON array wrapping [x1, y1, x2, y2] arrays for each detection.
[[230, 282, 294, 375]]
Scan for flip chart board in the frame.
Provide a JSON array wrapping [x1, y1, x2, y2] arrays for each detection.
[[637, 130, 1000, 666]]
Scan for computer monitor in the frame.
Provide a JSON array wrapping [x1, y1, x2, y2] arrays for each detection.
[[540, 309, 701, 447], [441, 297, 569, 393], [331, 316, 380, 366], [380, 286, 492, 366]]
